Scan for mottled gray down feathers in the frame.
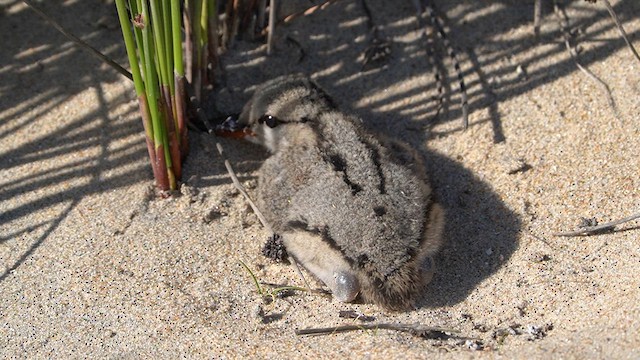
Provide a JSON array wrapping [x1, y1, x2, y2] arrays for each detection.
[[239, 75, 445, 311]]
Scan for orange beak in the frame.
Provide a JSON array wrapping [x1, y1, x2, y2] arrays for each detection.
[[214, 115, 255, 139], [214, 127, 256, 139]]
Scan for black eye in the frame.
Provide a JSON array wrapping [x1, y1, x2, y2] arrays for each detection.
[[258, 115, 279, 128]]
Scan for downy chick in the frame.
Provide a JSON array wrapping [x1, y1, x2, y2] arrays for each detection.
[[231, 75, 445, 311]]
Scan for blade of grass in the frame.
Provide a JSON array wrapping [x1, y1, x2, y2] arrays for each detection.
[[239, 260, 264, 296], [162, 2, 182, 180], [200, 0, 211, 87], [162, 0, 175, 97], [206, 0, 219, 94], [149, 1, 170, 87], [171, 0, 188, 155], [171, 0, 184, 77], [192, 0, 204, 99], [183, 0, 195, 84], [140, 0, 172, 190], [115, 0, 162, 184], [150, 0, 182, 187]]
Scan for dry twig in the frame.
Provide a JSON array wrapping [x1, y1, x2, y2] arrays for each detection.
[[296, 322, 460, 339], [259, 0, 342, 38], [554, 211, 640, 237], [600, 0, 640, 64], [22, 0, 133, 80], [553, 0, 619, 117], [279, 0, 342, 25]]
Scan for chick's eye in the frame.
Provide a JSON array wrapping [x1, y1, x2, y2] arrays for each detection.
[[258, 115, 279, 128]]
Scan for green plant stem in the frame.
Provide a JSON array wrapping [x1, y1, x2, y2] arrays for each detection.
[[153, 1, 182, 180], [115, 0, 147, 121], [207, 0, 219, 82], [115, 0, 161, 183], [140, 0, 172, 190], [171, 0, 188, 155], [171, 0, 184, 76], [174, 76, 189, 156], [162, 0, 175, 97], [239, 260, 264, 296], [149, 1, 169, 87], [199, 0, 210, 87], [161, 84, 182, 181], [192, 0, 204, 100]]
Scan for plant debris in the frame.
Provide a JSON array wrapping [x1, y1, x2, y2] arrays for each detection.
[[296, 323, 462, 341], [338, 310, 376, 322], [493, 323, 553, 343], [555, 212, 640, 237], [262, 233, 289, 263]]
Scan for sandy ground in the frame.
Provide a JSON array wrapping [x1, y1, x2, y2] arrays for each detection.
[[1, 0, 639, 358]]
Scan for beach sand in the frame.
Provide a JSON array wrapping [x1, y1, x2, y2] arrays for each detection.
[[1, 0, 639, 357]]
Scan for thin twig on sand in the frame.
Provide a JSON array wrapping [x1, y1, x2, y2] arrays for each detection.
[[22, 0, 133, 80], [553, 0, 619, 118], [554, 211, 640, 237], [279, 0, 342, 26], [296, 323, 461, 340], [600, 0, 640, 65]]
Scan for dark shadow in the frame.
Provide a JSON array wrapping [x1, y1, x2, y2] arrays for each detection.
[[0, 1, 125, 127], [0, 84, 144, 281], [259, 311, 285, 324], [0, 1, 223, 281], [181, 131, 267, 188], [466, 47, 505, 144], [418, 150, 521, 307]]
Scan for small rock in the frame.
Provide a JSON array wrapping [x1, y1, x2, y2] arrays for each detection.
[[530, 252, 551, 263], [242, 212, 259, 228], [524, 323, 553, 341], [180, 183, 203, 204], [516, 64, 528, 80], [241, 205, 258, 228], [578, 217, 598, 228], [464, 339, 485, 351], [203, 205, 228, 223], [243, 179, 258, 190]]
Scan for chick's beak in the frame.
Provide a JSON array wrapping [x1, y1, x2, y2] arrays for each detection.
[[214, 115, 256, 139]]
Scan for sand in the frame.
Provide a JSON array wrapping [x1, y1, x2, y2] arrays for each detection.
[[1, 0, 639, 358]]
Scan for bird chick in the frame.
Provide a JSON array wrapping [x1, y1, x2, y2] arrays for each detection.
[[232, 75, 445, 311]]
